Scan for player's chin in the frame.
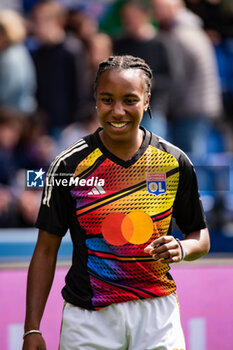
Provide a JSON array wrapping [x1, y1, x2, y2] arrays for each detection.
[[107, 128, 134, 142]]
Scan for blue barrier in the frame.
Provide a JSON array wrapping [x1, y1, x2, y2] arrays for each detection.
[[0, 227, 233, 264], [0, 228, 72, 263]]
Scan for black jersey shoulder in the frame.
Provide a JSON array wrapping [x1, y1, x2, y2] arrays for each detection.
[[150, 132, 193, 169], [52, 130, 100, 175]]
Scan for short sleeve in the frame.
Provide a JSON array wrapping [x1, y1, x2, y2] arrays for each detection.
[[35, 160, 72, 237], [172, 153, 207, 235]]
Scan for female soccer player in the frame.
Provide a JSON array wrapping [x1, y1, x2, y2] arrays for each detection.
[[23, 55, 210, 350]]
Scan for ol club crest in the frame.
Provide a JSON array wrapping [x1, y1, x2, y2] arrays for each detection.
[[146, 173, 167, 196]]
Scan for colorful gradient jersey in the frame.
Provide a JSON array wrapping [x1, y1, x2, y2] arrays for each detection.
[[36, 128, 206, 309]]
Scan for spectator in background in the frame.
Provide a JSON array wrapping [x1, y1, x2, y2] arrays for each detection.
[[152, 0, 223, 157], [65, 7, 105, 105], [0, 9, 37, 114], [198, 0, 233, 135], [113, 0, 172, 138], [0, 186, 16, 227], [0, 106, 25, 186], [184, 0, 222, 35], [58, 104, 100, 152], [65, 7, 98, 50], [85, 32, 113, 104], [87, 32, 113, 78], [29, 0, 88, 135], [17, 110, 56, 171], [214, 37, 233, 131], [0, 105, 57, 228], [184, 0, 233, 39], [0, 106, 26, 228], [220, 0, 233, 38], [15, 189, 42, 227]]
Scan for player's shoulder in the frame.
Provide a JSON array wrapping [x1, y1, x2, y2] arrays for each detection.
[[49, 130, 98, 172], [149, 131, 193, 168]]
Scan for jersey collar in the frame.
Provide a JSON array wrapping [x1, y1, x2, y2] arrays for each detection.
[[93, 126, 151, 168]]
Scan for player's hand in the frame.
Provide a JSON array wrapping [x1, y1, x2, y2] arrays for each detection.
[[22, 333, 46, 350], [144, 236, 183, 264]]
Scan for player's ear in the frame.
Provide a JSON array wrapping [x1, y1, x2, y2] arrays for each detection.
[[144, 93, 151, 111]]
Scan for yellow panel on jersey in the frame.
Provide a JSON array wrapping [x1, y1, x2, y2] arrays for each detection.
[[73, 148, 103, 179]]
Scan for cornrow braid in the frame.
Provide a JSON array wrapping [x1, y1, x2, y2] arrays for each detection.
[[94, 55, 153, 118]]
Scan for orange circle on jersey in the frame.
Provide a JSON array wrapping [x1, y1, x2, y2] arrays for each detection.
[[122, 211, 154, 244], [101, 211, 154, 246]]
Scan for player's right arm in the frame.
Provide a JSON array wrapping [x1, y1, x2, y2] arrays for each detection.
[[22, 229, 62, 350]]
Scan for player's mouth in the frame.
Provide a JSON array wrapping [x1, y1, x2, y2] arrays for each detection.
[[108, 122, 129, 129]]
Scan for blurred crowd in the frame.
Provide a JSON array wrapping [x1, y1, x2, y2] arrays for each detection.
[[0, 0, 233, 235]]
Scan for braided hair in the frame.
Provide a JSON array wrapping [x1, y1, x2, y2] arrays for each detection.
[[94, 55, 153, 118]]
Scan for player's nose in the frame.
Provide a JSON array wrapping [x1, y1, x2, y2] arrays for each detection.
[[112, 101, 125, 117]]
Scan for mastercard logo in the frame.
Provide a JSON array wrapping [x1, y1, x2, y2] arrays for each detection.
[[101, 211, 154, 246]]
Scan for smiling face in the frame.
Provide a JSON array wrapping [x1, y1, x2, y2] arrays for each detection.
[[96, 68, 150, 146]]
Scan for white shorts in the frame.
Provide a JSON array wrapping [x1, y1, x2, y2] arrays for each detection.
[[59, 293, 185, 350]]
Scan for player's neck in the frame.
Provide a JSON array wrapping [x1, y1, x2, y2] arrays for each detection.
[[99, 129, 144, 161]]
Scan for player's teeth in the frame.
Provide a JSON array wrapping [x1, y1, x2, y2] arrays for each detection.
[[110, 123, 127, 128]]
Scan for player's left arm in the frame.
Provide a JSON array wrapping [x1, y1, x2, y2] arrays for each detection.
[[144, 227, 210, 264]]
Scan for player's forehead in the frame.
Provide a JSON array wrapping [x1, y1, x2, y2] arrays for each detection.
[[96, 68, 146, 95]]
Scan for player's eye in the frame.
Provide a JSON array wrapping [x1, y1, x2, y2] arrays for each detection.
[[101, 97, 113, 104], [125, 98, 138, 104]]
